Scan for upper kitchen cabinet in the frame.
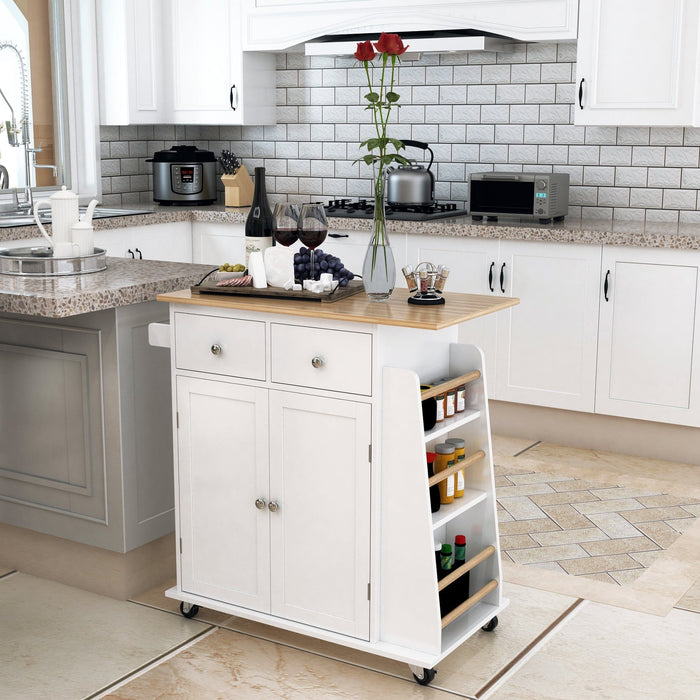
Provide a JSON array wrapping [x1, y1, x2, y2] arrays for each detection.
[[98, 0, 276, 125], [575, 0, 700, 126], [241, 0, 579, 51]]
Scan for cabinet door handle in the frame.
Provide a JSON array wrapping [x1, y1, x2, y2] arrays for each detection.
[[488, 261, 495, 292], [210, 343, 222, 356], [268, 501, 279, 513], [230, 84, 238, 110], [311, 356, 324, 368], [134, 247, 143, 259], [604, 269, 610, 301], [578, 78, 585, 109], [127, 249, 135, 258], [255, 498, 266, 510], [499, 262, 506, 293]]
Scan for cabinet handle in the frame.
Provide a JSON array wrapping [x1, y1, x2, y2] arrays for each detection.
[[311, 356, 324, 368], [210, 343, 222, 356], [268, 501, 279, 513], [499, 262, 506, 293], [488, 261, 495, 292], [578, 78, 585, 109], [127, 249, 135, 258], [604, 269, 610, 302], [230, 84, 238, 110], [135, 247, 143, 259], [255, 498, 266, 510]]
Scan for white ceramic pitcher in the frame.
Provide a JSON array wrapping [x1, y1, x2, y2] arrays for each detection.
[[33, 186, 80, 248]]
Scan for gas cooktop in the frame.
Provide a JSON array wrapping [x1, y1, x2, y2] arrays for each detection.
[[323, 198, 468, 221]]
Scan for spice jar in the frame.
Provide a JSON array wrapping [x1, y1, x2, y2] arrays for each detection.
[[456, 384, 466, 413], [446, 437, 466, 498], [446, 389, 456, 418], [434, 443, 456, 504], [435, 392, 446, 422]]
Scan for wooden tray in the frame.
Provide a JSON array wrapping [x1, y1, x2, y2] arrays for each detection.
[[191, 278, 365, 303]]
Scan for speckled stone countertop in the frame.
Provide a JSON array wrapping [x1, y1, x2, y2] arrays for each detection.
[[3, 205, 700, 249], [0, 258, 214, 318]]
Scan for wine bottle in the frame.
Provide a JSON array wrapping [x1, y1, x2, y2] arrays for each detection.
[[244, 167, 274, 267]]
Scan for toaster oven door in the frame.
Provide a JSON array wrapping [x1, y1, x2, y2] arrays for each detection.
[[470, 180, 535, 216]]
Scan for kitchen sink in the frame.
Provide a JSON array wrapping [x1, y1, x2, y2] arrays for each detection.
[[0, 207, 152, 228]]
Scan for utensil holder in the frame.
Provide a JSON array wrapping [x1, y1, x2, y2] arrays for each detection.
[[221, 164, 255, 207], [406, 261, 447, 306]]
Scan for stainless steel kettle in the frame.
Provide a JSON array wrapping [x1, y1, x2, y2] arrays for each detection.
[[386, 140, 435, 207]]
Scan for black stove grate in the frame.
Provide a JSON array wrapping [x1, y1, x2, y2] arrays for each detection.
[[322, 198, 468, 221]]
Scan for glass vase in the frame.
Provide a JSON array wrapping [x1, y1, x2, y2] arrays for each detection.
[[362, 166, 396, 301]]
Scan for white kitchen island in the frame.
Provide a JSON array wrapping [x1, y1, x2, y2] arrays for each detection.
[[157, 286, 518, 683]]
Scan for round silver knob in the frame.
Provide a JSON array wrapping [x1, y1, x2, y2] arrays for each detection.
[[255, 498, 266, 510], [210, 344, 222, 356], [536, 180, 547, 190], [311, 356, 324, 369], [268, 501, 279, 513]]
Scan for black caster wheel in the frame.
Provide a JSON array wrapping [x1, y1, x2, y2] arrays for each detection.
[[482, 616, 499, 632], [179, 601, 200, 619], [413, 668, 437, 686]]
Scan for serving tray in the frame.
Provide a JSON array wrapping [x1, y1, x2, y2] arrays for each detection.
[[191, 278, 364, 303]]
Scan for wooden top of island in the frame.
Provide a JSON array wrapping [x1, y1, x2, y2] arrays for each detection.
[[157, 288, 519, 331]]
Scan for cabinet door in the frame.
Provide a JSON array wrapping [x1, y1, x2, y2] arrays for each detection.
[[596, 246, 700, 426], [192, 222, 246, 265], [495, 241, 601, 411], [176, 376, 271, 611], [132, 222, 193, 262], [575, 0, 700, 126], [268, 391, 371, 639]]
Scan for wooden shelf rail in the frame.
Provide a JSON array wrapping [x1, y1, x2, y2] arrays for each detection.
[[428, 450, 485, 488], [437, 545, 495, 592], [421, 370, 481, 401], [441, 579, 498, 629]]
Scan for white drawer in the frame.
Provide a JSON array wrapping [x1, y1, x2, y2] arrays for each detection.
[[271, 323, 372, 395], [174, 313, 266, 380]]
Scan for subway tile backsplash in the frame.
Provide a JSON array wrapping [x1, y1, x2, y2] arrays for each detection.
[[100, 42, 700, 224]]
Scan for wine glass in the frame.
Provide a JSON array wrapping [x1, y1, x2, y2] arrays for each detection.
[[272, 203, 299, 246], [298, 203, 328, 280]]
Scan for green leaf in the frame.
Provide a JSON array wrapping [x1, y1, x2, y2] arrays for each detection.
[[386, 91, 400, 103], [364, 92, 380, 103], [362, 154, 376, 165], [390, 138, 405, 150], [380, 154, 395, 165]]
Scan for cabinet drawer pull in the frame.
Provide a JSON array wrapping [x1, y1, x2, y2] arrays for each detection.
[[499, 262, 506, 293], [488, 261, 495, 292], [210, 343, 222, 356], [230, 84, 238, 110], [578, 78, 585, 109], [604, 270, 610, 302], [268, 501, 279, 513], [311, 356, 324, 368], [255, 498, 266, 510]]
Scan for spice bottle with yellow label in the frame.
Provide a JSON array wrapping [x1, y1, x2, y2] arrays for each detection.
[[434, 443, 456, 504]]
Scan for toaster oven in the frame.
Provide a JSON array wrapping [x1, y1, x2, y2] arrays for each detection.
[[468, 172, 569, 223]]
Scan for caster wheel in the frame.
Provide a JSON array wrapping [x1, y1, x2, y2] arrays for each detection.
[[179, 601, 200, 619], [482, 616, 499, 632], [413, 668, 437, 686]]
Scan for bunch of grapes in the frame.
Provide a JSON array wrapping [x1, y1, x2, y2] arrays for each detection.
[[293, 247, 355, 287]]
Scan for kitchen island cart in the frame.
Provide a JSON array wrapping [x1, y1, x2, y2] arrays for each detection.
[[156, 288, 518, 685]]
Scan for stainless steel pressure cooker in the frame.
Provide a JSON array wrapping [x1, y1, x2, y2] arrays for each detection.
[[385, 140, 435, 207], [147, 145, 217, 205]]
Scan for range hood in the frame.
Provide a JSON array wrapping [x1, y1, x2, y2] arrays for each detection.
[[305, 29, 511, 56]]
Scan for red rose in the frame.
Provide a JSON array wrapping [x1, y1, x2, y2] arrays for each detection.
[[354, 40, 377, 61], [373, 33, 409, 56]]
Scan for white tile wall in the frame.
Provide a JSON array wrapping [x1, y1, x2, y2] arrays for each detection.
[[100, 42, 700, 223]]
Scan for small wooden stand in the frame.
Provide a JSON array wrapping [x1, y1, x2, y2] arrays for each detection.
[[221, 164, 254, 207]]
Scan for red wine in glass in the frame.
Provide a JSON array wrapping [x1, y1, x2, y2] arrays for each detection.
[[273, 203, 300, 246], [299, 203, 328, 280], [273, 227, 299, 246]]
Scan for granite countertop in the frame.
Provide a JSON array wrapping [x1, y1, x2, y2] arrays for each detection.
[[3, 204, 700, 250], [0, 257, 214, 318]]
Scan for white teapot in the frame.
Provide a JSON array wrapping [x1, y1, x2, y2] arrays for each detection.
[[33, 186, 80, 248]]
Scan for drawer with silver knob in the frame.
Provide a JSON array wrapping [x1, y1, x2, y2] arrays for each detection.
[[174, 312, 266, 379], [270, 323, 372, 395]]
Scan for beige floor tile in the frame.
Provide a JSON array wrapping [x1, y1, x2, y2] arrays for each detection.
[[0, 566, 14, 577], [499, 496, 548, 520], [589, 486, 661, 500], [623, 506, 695, 523], [494, 475, 513, 487], [551, 479, 612, 492], [491, 434, 539, 458], [667, 517, 699, 534], [559, 554, 641, 576], [500, 534, 538, 550], [629, 549, 665, 567], [0, 573, 208, 700], [494, 464, 535, 477], [496, 483, 557, 498], [581, 536, 659, 557], [573, 498, 645, 515], [526, 561, 566, 574], [682, 503, 700, 516], [498, 517, 560, 536], [506, 472, 575, 485], [609, 569, 646, 586], [541, 504, 595, 529], [491, 603, 700, 700], [498, 510, 515, 523], [580, 572, 617, 584], [634, 521, 683, 549], [675, 579, 700, 613], [529, 490, 600, 506], [586, 512, 644, 539], [531, 527, 607, 547], [636, 494, 700, 508], [508, 544, 588, 565]]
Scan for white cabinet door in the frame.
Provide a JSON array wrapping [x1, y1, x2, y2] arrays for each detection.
[[95, 222, 192, 261], [268, 391, 371, 639], [575, 0, 700, 126], [495, 241, 601, 411], [596, 246, 700, 426], [192, 222, 246, 265], [176, 376, 271, 611]]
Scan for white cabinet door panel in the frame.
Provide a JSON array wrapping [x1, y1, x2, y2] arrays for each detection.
[[192, 222, 246, 266], [268, 391, 371, 639], [496, 241, 601, 411], [177, 377, 271, 611], [597, 247, 700, 425]]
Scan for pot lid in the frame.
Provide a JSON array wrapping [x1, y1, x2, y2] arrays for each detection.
[[50, 185, 79, 199], [146, 145, 216, 163]]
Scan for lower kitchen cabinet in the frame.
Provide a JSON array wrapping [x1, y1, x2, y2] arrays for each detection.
[[191, 222, 245, 265], [95, 222, 192, 261], [596, 246, 700, 426]]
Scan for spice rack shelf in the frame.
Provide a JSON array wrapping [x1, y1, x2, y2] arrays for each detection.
[[424, 408, 481, 442], [431, 489, 488, 530]]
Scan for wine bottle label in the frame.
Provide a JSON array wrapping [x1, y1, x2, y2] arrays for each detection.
[[245, 236, 273, 266]]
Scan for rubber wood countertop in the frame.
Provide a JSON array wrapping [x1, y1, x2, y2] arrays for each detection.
[[157, 288, 519, 330]]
